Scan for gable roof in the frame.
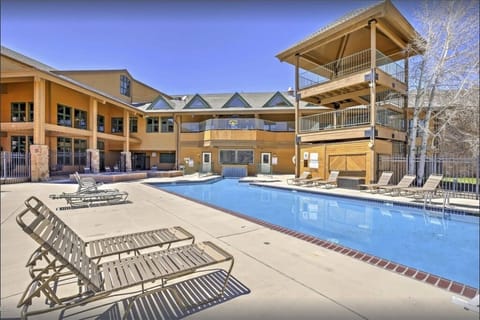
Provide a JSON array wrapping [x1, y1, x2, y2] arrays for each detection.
[[263, 91, 294, 107], [184, 94, 212, 109], [147, 95, 173, 110], [222, 93, 252, 108]]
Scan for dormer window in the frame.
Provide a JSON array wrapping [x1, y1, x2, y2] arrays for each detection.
[[120, 75, 131, 97]]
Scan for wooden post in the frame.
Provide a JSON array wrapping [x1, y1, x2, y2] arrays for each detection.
[[369, 19, 377, 183], [33, 77, 46, 145], [294, 53, 301, 178], [89, 97, 98, 150]]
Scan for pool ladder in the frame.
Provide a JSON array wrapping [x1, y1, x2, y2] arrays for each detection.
[[423, 191, 451, 219]]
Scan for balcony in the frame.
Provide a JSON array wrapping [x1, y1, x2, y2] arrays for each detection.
[[181, 118, 295, 133], [300, 105, 405, 134], [299, 49, 406, 90], [180, 118, 295, 148]]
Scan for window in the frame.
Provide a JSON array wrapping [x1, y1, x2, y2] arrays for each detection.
[[11, 136, 28, 153], [263, 92, 293, 107], [74, 139, 87, 165], [223, 93, 251, 108], [11, 102, 33, 122], [97, 115, 105, 132], [161, 117, 174, 132], [74, 109, 87, 129], [159, 152, 175, 163], [184, 95, 210, 109], [57, 104, 72, 127], [219, 149, 253, 164], [146, 117, 159, 133], [57, 137, 72, 165], [120, 75, 131, 97], [111, 117, 123, 133], [149, 96, 171, 110], [129, 117, 138, 133], [97, 140, 105, 150], [10, 136, 32, 164]]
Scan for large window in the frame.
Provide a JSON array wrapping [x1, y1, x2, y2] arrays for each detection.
[[129, 117, 138, 133], [111, 117, 123, 133], [159, 152, 175, 163], [57, 137, 72, 165], [11, 136, 32, 153], [161, 117, 174, 132], [11, 102, 34, 122], [120, 75, 131, 97], [146, 117, 159, 133], [97, 115, 105, 132], [219, 149, 253, 164], [74, 109, 87, 129], [57, 104, 72, 127], [74, 139, 87, 165]]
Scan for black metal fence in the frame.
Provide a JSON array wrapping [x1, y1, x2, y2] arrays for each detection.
[[0, 152, 31, 183], [378, 155, 479, 199]]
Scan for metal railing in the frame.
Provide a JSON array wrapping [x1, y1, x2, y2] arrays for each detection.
[[300, 105, 404, 133], [299, 49, 405, 89], [181, 118, 295, 133], [0, 152, 31, 183], [378, 155, 479, 199]]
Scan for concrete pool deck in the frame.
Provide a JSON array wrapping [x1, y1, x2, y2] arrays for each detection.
[[1, 175, 478, 319]]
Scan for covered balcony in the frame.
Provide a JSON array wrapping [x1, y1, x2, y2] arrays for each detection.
[[298, 49, 407, 108], [299, 103, 406, 143]]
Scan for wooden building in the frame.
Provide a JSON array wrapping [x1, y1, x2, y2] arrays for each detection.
[[1, 46, 314, 180], [276, 0, 422, 184]]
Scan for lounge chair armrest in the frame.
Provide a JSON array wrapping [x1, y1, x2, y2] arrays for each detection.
[[201, 241, 234, 261]]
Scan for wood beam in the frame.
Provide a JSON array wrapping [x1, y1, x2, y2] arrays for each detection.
[[376, 21, 407, 51]]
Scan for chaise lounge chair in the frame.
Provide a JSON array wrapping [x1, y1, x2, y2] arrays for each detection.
[[358, 171, 393, 192], [49, 172, 129, 208], [399, 174, 443, 199], [376, 175, 416, 196], [16, 196, 234, 320], [24, 196, 194, 266], [73, 171, 104, 193], [311, 170, 339, 188], [287, 171, 312, 185]]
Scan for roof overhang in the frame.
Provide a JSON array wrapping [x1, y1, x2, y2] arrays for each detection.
[[276, 0, 423, 69]]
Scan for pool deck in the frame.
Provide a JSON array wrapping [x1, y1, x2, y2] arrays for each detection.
[[1, 174, 478, 319]]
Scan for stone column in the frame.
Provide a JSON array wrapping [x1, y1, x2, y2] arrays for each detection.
[[30, 145, 49, 182], [121, 151, 132, 172], [87, 149, 100, 173]]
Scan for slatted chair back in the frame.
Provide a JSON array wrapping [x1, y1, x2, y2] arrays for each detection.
[[18, 196, 102, 291], [422, 174, 443, 190], [377, 171, 393, 186], [396, 175, 416, 188], [327, 170, 340, 183]]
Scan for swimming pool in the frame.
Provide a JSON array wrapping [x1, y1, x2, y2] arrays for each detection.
[[152, 178, 479, 289]]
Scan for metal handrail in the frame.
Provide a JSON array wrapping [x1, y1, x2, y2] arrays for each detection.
[[299, 49, 405, 89]]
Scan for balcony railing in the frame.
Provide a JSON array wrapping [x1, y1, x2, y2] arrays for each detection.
[[181, 118, 295, 133], [299, 49, 405, 89], [300, 105, 405, 133]]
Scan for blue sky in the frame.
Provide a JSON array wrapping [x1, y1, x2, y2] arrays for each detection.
[[1, 0, 419, 95]]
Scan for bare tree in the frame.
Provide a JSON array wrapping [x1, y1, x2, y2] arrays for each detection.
[[407, 0, 479, 181]]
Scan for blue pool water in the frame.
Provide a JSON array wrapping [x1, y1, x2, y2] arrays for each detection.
[[153, 178, 480, 288]]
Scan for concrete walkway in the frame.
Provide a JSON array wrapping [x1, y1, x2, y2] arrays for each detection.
[[1, 176, 478, 319]]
